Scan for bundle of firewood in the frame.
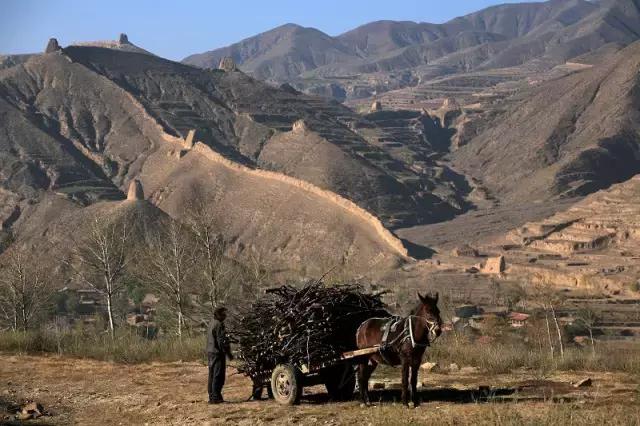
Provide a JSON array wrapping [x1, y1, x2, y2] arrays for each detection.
[[232, 281, 389, 380]]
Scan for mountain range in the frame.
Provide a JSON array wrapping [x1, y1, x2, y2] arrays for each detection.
[[0, 0, 639, 292], [183, 0, 640, 100]]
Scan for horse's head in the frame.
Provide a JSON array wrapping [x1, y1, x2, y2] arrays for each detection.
[[417, 292, 442, 339]]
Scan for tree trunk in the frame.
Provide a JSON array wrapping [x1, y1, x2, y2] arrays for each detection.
[[589, 327, 595, 356], [550, 305, 564, 359], [209, 293, 216, 316], [106, 293, 115, 338], [207, 243, 218, 308], [21, 305, 27, 331], [545, 310, 554, 359], [177, 309, 183, 338]]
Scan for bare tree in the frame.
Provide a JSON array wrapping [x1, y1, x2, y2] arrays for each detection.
[[574, 308, 598, 356], [544, 309, 555, 359], [186, 198, 272, 318], [69, 216, 130, 337], [530, 279, 565, 360], [0, 248, 52, 331], [186, 204, 235, 313], [549, 302, 564, 359], [243, 252, 270, 295], [138, 220, 197, 338]]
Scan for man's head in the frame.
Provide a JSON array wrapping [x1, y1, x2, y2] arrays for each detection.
[[214, 306, 227, 321]]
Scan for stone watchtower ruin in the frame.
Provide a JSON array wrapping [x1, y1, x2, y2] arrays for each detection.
[[218, 57, 237, 72], [45, 38, 61, 53], [127, 179, 144, 201]]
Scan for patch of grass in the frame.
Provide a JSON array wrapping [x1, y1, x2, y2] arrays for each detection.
[[330, 402, 640, 426], [426, 334, 640, 375], [3, 327, 640, 376], [0, 329, 205, 364]]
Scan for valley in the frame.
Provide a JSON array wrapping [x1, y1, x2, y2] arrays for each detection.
[[1, 1, 640, 423]]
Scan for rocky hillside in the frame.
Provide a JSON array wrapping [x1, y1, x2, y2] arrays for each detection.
[[182, 24, 359, 81], [452, 40, 640, 203], [488, 174, 640, 295], [0, 40, 444, 276], [0, 54, 34, 71]]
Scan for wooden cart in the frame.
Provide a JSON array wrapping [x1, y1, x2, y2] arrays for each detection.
[[269, 346, 380, 405]]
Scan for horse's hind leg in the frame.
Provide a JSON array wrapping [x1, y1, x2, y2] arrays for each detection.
[[357, 362, 369, 405], [358, 360, 377, 405]]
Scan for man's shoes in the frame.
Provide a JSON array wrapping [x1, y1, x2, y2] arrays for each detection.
[[247, 395, 263, 402], [208, 398, 224, 404]]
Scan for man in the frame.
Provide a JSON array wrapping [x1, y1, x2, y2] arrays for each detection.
[[206, 306, 233, 404]]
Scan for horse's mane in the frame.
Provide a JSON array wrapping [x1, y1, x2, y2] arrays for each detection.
[[409, 301, 424, 316]]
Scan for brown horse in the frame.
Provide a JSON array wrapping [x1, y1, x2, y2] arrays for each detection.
[[355, 292, 442, 406]]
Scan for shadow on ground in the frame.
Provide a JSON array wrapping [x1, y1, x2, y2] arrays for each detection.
[[299, 379, 587, 406], [302, 387, 517, 405], [400, 239, 435, 260]]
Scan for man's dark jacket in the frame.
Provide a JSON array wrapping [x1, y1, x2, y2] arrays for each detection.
[[206, 319, 231, 357]]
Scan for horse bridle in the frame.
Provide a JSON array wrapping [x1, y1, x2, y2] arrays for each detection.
[[405, 315, 441, 348]]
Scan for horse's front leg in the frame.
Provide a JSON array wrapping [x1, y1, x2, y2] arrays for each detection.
[[410, 360, 421, 407], [401, 359, 410, 406]]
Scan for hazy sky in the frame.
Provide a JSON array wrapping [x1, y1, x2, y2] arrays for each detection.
[[1, 0, 542, 60]]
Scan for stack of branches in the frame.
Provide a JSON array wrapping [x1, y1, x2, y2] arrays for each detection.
[[233, 281, 389, 381]]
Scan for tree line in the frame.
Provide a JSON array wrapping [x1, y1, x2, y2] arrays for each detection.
[[0, 204, 268, 337]]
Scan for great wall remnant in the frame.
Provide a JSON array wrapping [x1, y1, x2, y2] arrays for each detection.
[[139, 122, 412, 262], [97, 57, 412, 262], [176, 132, 411, 259]]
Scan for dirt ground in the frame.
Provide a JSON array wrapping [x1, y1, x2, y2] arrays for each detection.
[[1, 354, 640, 425]]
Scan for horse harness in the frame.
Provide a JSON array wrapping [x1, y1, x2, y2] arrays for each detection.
[[378, 315, 440, 354]]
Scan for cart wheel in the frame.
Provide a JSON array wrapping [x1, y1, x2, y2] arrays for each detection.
[[323, 364, 356, 401], [271, 364, 302, 405]]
